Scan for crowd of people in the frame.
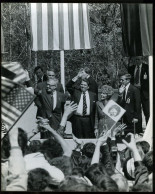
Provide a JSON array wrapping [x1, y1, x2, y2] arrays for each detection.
[[1, 101, 153, 191], [1, 56, 152, 192]]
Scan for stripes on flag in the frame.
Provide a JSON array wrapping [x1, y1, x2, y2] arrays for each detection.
[[1, 77, 35, 134], [30, 3, 92, 51], [2, 62, 27, 84]]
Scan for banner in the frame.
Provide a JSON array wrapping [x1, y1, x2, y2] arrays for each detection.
[[120, 4, 153, 56], [30, 3, 92, 51]]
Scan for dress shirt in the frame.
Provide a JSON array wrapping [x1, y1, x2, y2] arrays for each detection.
[[52, 91, 57, 110], [134, 64, 142, 87], [76, 91, 90, 115], [124, 83, 130, 100]]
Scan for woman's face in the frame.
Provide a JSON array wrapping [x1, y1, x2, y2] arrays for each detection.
[[100, 92, 108, 100], [109, 108, 118, 117]]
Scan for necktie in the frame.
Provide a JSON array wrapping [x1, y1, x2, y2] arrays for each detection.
[[83, 92, 87, 115], [51, 94, 53, 110], [135, 65, 140, 84], [123, 88, 126, 101]]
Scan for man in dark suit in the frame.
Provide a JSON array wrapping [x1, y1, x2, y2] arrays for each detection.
[[34, 66, 48, 83], [68, 67, 98, 99], [35, 79, 66, 138], [128, 56, 149, 124], [117, 74, 142, 135], [66, 78, 97, 138]]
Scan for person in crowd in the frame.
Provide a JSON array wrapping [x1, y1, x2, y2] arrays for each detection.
[[34, 66, 48, 84], [34, 79, 66, 138], [66, 78, 97, 138], [94, 85, 115, 138], [117, 73, 142, 135], [128, 56, 149, 124], [67, 67, 98, 98], [1, 127, 28, 191], [122, 133, 152, 192]]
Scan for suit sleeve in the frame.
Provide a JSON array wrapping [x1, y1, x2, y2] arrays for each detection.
[[133, 87, 141, 119], [66, 80, 75, 95]]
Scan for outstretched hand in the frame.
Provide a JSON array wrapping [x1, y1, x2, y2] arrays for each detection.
[[97, 130, 111, 145], [64, 101, 78, 117], [122, 133, 137, 151], [36, 117, 50, 129], [111, 123, 127, 137]]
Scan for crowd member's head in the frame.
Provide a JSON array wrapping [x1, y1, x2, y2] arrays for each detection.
[[136, 140, 150, 154], [1, 128, 28, 159], [72, 167, 84, 177], [119, 73, 131, 86], [96, 175, 119, 192], [80, 79, 90, 92], [40, 138, 63, 162], [100, 85, 114, 101], [49, 156, 72, 176], [131, 182, 152, 192], [85, 163, 108, 185], [34, 66, 44, 79], [27, 168, 51, 191], [46, 68, 56, 80], [81, 142, 95, 158], [25, 140, 41, 155], [142, 150, 153, 174], [46, 79, 57, 94], [111, 172, 129, 192], [58, 175, 100, 192]]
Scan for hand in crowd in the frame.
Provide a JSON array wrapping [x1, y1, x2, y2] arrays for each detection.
[[111, 123, 127, 137], [64, 101, 78, 118], [8, 127, 19, 147], [122, 133, 137, 152], [96, 130, 110, 146]]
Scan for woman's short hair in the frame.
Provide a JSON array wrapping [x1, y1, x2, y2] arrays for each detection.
[[81, 143, 95, 158], [101, 85, 114, 98]]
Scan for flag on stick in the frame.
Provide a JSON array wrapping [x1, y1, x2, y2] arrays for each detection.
[[30, 3, 92, 51], [2, 62, 27, 84], [1, 77, 36, 138]]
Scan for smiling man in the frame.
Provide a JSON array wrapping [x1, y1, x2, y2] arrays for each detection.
[[66, 78, 97, 138]]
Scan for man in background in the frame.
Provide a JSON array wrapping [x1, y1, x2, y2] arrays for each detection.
[[128, 56, 149, 124]]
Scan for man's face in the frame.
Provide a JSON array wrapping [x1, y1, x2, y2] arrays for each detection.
[[47, 71, 55, 80], [80, 81, 89, 92], [36, 68, 44, 79], [119, 76, 129, 86], [46, 80, 56, 93], [135, 57, 142, 66]]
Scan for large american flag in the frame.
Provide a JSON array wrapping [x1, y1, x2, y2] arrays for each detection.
[[30, 3, 92, 51], [1, 77, 36, 137], [2, 62, 27, 84]]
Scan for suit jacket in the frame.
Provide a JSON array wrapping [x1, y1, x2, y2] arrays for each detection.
[[128, 63, 149, 99], [117, 84, 141, 125], [66, 80, 97, 129], [37, 90, 66, 130], [34, 81, 64, 115], [37, 74, 48, 83], [66, 77, 98, 99]]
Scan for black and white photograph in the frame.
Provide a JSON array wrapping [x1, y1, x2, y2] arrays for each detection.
[[1, 2, 153, 192]]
